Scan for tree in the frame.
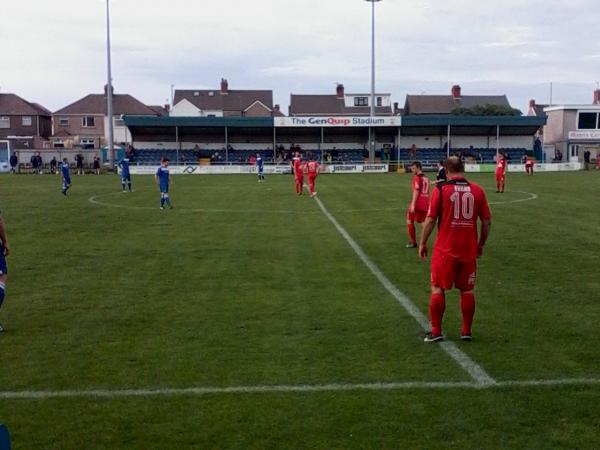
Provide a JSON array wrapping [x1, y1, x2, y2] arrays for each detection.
[[451, 104, 522, 116]]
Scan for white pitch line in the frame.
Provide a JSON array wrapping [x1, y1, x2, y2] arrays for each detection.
[[310, 192, 496, 386], [1, 378, 600, 400], [488, 190, 538, 206]]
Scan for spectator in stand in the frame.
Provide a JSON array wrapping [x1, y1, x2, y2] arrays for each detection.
[[584, 150, 591, 170], [556, 149, 563, 162], [9, 152, 17, 174], [30, 153, 38, 174], [75, 153, 84, 175], [477, 150, 484, 164], [50, 156, 58, 174], [409, 144, 417, 159], [521, 154, 528, 164], [93, 156, 101, 175], [596, 152, 600, 170]]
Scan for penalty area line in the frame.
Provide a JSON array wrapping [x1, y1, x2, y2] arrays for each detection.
[[309, 191, 496, 386], [2, 378, 600, 400]]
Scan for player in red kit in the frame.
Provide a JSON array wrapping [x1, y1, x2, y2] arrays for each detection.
[[406, 161, 430, 248], [525, 158, 534, 176], [305, 157, 320, 197], [291, 152, 304, 195], [419, 157, 492, 342], [495, 153, 507, 193]]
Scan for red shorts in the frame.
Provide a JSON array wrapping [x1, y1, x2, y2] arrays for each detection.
[[295, 175, 304, 183], [407, 209, 427, 223], [495, 172, 505, 182], [431, 251, 477, 291]]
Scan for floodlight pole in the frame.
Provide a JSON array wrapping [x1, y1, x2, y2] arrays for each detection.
[[366, 0, 381, 163], [106, 0, 115, 167]]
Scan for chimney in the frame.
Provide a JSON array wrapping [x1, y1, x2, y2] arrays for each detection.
[[164, 104, 170, 113], [220, 78, 229, 95], [451, 84, 461, 99], [274, 104, 280, 112], [393, 102, 399, 114], [336, 83, 345, 99], [529, 99, 536, 108], [593, 89, 600, 105]]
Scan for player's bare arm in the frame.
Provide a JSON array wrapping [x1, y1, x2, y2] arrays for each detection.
[[410, 189, 419, 213], [477, 219, 492, 257], [0, 217, 9, 257], [418, 217, 436, 259]]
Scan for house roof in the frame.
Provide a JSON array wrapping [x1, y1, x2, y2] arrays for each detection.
[[51, 129, 74, 138], [0, 93, 52, 116], [174, 89, 274, 113], [148, 105, 169, 116], [404, 95, 511, 115], [289, 94, 393, 116], [55, 93, 160, 116]]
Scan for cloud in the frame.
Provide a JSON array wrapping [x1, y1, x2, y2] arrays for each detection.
[[1, 0, 599, 112]]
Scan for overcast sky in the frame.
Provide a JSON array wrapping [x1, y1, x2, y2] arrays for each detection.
[[1, 0, 599, 113]]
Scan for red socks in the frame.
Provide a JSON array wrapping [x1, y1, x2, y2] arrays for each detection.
[[407, 223, 416, 245], [429, 292, 446, 336], [460, 292, 476, 336]]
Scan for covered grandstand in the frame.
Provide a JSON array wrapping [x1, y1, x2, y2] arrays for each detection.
[[122, 113, 546, 167]]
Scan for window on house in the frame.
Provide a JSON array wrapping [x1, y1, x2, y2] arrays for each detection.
[[577, 112, 598, 130], [82, 116, 96, 127], [80, 138, 95, 149], [22, 116, 32, 126], [0, 117, 10, 129], [354, 97, 368, 107], [58, 118, 69, 126], [54, 140, 65, 148], [377, 97, 383, 107]]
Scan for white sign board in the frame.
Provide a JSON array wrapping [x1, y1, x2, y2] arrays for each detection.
[[568, 131, 600, 140], [275, 116, 401, 128]]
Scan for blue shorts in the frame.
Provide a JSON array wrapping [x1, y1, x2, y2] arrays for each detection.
[[160, 184, 169, 194], [63, 179, 71, 188], [122, 174, 131, 182], [0, 247, 7, 275]]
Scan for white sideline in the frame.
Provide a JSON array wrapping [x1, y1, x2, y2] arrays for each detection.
[[2, 378, 600, 400], [310, 192, 496, 386]]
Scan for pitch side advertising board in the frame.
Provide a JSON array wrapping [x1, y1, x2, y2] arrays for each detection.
[[465, 163, 582, 173], [274, 117, 401, 127], [129, 164, 388, 175]]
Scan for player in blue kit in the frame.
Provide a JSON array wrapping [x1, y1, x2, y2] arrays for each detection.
[[0, 211, 9, 332], [60, 158, 71, 196], [255, 153, 265, 182], [155, 158, 173, 210], [118, 156, 132, 192]]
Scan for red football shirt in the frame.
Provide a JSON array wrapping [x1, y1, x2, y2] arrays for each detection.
[[306, 161, 319, 175], [412, 173, 430, 212], [293, 157, 303, 177], [427, 177, 491, 261], [496, 158, 507, 175]]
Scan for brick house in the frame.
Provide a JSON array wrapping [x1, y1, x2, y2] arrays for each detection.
[[0, 93, 52, 150], [170, 79, 284, 118], [289, 84, 395, 116], [52, 86, 160, 149]]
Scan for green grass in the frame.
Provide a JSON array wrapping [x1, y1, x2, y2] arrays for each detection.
[[0, 171, 599, 449]]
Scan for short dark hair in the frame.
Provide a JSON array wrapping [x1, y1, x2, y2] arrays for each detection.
[[411, 161, 422, 169], [162, 157, 170, 163], [445, 156, 464, 174]]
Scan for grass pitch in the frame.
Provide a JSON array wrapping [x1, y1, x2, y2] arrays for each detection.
[[0, 170, 599, 449]]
